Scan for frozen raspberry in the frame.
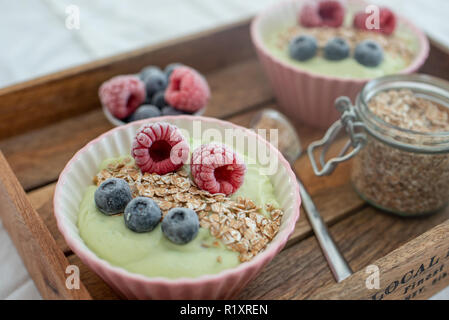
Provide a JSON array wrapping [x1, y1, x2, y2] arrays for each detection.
[[353, 11, 368, 31], [299, 3, 322, 28], [131, 122, 190, 175], [99, 75, 146, 119], [190, 144, 246, 196], [378, 8, 397, 35], [165, 67, 210, 113], [299, 0, 345, 28], [353, 7, 396, 35]]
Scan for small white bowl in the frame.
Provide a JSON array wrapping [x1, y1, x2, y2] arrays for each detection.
[[102, 103, 207, 127]]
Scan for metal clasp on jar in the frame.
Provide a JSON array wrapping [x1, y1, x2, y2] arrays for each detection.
[[308, 97, 367, 176]]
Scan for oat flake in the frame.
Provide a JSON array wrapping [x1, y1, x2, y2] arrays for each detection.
[[94, 157, 284, 262]]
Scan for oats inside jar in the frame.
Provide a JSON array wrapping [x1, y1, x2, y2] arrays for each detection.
[[351, 89, 449, 215]]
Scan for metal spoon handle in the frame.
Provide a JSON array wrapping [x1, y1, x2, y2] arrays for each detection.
[[296, 178, 352, 282]]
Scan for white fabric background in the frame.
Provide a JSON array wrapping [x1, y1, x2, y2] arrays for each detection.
[[0, 0, 448, 300]]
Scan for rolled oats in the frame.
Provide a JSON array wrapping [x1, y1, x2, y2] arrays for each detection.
[[94, 157, 284, 262], [351, 90, 449, 215], [368, 90, 449, 133]]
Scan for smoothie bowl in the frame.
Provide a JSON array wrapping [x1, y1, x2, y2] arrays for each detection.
[[54, 116, 300, 299], [251, 0, 429, 128]]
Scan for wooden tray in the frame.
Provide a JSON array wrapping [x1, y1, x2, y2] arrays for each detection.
[[1, 19, 449, 300]]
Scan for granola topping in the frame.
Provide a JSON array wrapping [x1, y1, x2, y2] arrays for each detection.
[[94, 158, 284, 262]]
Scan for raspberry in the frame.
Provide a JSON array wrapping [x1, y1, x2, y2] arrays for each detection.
[[378, 8, 397, 35], [353, 7, 396, 35], [165, 67, 210, 113], [99, 75, 146, 119], [299, 0, 345, 28], [353, 11, 369, 31], [299, 3, 322, 28], [131, 122, 190, 175], [190, 144, 246, 196]]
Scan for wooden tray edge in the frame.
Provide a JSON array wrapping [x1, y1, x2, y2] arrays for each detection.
[[0, 151, 91, 300], [311, 219, 449, 300]]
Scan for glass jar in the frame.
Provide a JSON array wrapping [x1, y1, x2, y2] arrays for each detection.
[[308, 74, 449, 217]]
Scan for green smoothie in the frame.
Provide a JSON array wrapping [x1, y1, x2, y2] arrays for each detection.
[[78, 152, 280, 279], [264, 18, 419, 79]]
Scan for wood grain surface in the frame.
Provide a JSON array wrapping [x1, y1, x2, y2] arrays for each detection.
[[1, 20, 449, 300], [313, 220, 449, 300], [0, 152, 91, 300], [239, 207, 449, 299]]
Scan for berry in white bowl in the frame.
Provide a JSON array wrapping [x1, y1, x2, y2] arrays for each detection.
[[100, 64, 210, 127]]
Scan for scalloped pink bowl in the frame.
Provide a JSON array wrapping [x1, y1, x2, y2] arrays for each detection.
[[54, 115, 300, 299], [251, 0, 430, 128]]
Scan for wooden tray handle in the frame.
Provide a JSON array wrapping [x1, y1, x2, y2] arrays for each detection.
[[0, 151, 91, 299], [313, 219, 449, 300]]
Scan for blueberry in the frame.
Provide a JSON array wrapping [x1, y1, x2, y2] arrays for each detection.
[[140, 67, 167, 98], [354, 40, 384, 67], [139, 66, 161, 80], [124, 197, 162, 233], [165, 63, 183, 79], [324, 37, 350, 61], [161, 105, 184, 116], [161, 208, 199, 244], [128, 105, 161, 122], [289, 35, 318, 61], [151, 90, 166, 109], [94, 178, 132, 215]]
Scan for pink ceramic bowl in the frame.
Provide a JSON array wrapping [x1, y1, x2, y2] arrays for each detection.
[[54, 116, 300, 299], [251, 0, 430, 128]]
